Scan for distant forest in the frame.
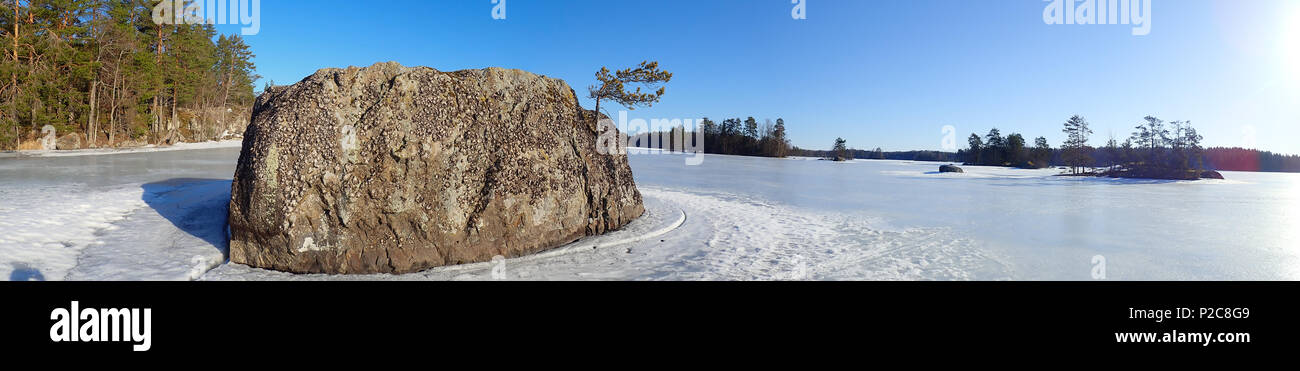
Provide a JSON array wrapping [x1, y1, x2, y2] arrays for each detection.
[[1202, 148, 1300, 173], [2, 0, 259, 150], [789, 147, 959, 162], [627, 117, 792, 158], [626, 115, 1300, 174], [963, 115, 1300, 177]]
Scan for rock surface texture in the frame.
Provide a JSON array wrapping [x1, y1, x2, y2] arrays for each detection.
[[56, 133, 82, 150], [228, 62, 644, 274]]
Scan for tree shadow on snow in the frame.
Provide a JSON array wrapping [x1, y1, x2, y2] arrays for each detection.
[[141, 178, 233, 262]]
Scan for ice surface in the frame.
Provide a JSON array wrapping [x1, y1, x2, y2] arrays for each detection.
[[2, 145, 1299, 281], [0, 146, 240, 280], [624, 153, 1300, 280], [66, 179, 231, 280], [0, 184, 146, 280]]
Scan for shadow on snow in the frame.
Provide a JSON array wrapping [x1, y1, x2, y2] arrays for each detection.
[[9, 263, 45, 281], [141, 178, 233, 262]]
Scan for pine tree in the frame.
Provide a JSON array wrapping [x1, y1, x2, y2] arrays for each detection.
[[1006, 133, 1025, 166], [215, 34, 256, 108], [1061, 115, 1093, 174], [1181, 122, 1204, 172], [832, 137, 849, 161], [588, 61, 671, 119], [772, 117, 787, 157], [0, 0, 258, 149], [984, 128, 1004, 165], [966, 133, 982, 164], [1104, 135, 1120, 171], [1033, 136, 1051, 167]]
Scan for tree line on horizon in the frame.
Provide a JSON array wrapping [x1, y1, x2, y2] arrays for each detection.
[[1201, 147, 1300, 173], [625, 110, 1300, 174], [627, 116, 792, 158], [624, 113, 1300, 175], [2, 0, 259, 150], [961, 129, 1054, 169], [958, 115, 1300, 178], [790, 137, 958, 162], [795, 115, 1300, 174], [627, 118, 958, 162]]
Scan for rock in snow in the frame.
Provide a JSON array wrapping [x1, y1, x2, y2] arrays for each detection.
[[56, 133, 83, 150], [228, 62, 644, 274], [939, 164, 964, 173]]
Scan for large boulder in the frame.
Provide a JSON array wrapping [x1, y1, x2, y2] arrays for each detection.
[[228, 62, 644, 274], [939, 164, 964, 173], [56, 132, 82, 150]]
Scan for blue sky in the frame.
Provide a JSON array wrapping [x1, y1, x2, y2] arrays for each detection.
[[212, 0, 1300, 154]]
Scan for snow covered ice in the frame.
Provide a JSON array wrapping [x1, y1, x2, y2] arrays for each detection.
[[0, 143, 240, 281], [2, 144, 1299, 281]]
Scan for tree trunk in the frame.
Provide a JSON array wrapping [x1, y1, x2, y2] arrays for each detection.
[[10, 0, 18, 127], [151, 95, 158, 138], [109, 51, 122, 146], [11, 0, 16, 70], [221, 66, 232, 109], [170, 84, 177, 133], [10, 0, 15, 60], [154, 24, 164, 143], [88, 78, 97, 147]]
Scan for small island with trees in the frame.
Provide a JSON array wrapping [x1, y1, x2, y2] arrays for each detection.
[[963, 115, 1226, 180]]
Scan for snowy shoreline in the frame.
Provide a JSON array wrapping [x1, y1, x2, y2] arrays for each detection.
[[0, 139, 243, 159]]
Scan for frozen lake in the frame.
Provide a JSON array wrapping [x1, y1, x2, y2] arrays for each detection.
[[2, 145, 1297, 280]]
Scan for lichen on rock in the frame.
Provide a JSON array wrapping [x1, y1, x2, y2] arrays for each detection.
[[228, 62, 644, 274]]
